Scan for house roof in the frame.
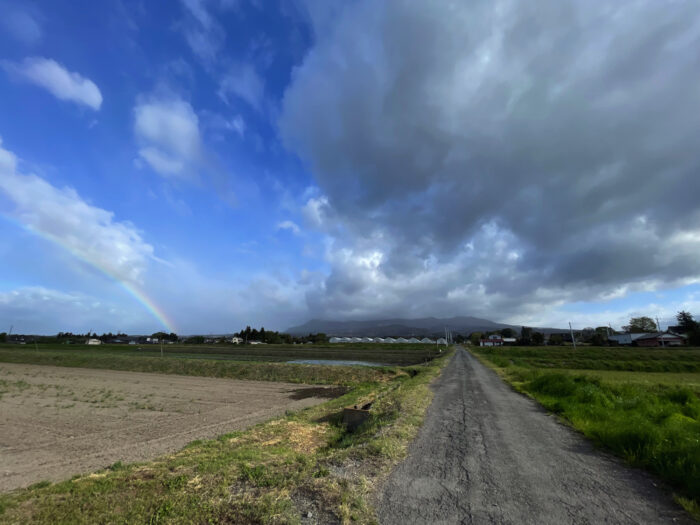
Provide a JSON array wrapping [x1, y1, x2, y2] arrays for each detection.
[[634, 332, 685, 340]]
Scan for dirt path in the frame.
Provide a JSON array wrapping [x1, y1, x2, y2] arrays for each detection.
[[0, 363, 339, 492], [378, 348, 692, 524]]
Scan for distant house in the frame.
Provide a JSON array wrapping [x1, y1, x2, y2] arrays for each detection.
[[608, 333, 652, 345], [86, 338, 102, 345], [231, 336, 244, 344], [502, 337, 517, 344], [634, 332, 686, 347], [480, 334, 504, 347]]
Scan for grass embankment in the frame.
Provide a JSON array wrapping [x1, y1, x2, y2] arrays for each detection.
[[0, 349, 454, 524], [473, 345, 700, 517]]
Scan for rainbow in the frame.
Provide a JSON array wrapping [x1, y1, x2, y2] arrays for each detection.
[[2, 214, 176, 333]]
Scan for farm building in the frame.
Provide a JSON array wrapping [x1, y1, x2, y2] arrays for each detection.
[[396, 337, 409, 343], [480, 334, 504, 347], [634, 332, 686, 347], [421, 338, 435, 343], [436, 338, 447, 345], [408, 337, 420, 343], [609, 333, 654, 345], [384, 337, 396, 343], [86, 338, 102, 345]]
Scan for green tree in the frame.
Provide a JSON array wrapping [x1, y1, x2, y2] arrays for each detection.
[[622, 316, 657, 333], [500, 328, 515, 338], [531, 332, 545, 345], [591, 333, 607, 346], [675, 311, 698, 333], [548, 333, 563, 345], [0, 332, 6, 343], [469, 332, 483, 345], [520, 326, 532, 345]]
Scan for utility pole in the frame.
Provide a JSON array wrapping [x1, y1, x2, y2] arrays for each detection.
[[656, 317, 664, 347], [569, 322, 577, 350]]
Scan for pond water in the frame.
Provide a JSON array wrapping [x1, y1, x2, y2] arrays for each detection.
[[286, 359, 390, 367]]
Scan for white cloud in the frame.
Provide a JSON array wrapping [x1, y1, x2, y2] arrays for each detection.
[[0, 4, 42, 45], [228, 114, 246, 137], [134, 97, 201, 178], [277, 220, 301, 235], [179, 0, 225, 64], [301, 195, 330, 229], [0, 139, 156, 285], [2, 57, 102, 110], [201, 110, 246, 138], [218, 63, 265, 111], [138, 147, 185, 175], [0, 286, 121, 333]]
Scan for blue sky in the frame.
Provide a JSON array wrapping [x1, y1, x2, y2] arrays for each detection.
[[1, 0, 699, 334]]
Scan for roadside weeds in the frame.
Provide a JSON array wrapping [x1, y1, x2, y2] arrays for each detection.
[[472, 346, 700, 522]]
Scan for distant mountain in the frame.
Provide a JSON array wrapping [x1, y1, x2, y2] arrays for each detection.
[[286, 316, 567, 337]]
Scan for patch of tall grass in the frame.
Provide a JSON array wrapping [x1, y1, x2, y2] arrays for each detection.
[[521, 372, 700, 499]]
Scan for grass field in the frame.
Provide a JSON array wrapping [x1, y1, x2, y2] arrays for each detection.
[[0, 343, 443, 386], [0, 348, 454, 524], [473, 345, 700, 518]]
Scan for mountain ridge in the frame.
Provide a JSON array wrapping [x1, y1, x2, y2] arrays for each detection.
[[286, 316, 568, 337]]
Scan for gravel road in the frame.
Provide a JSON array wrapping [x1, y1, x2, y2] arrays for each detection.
[[378, 347, 692, 524]]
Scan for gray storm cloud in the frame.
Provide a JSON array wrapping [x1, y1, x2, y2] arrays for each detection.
[[280, 0, 700, 320]]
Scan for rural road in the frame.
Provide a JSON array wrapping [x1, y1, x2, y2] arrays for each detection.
[[378, 347, 692, 524]]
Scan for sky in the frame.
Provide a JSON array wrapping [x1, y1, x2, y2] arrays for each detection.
[[1, 0, 700, 335]]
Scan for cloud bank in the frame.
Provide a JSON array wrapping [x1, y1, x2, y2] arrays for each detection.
[[280, 0, 700, 322]]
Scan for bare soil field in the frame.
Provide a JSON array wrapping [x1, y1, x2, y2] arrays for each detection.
[[0, 363, 340, 492]]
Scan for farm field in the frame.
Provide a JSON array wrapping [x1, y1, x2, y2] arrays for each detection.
[[473, 345, 700, 517], [0, 343, 444, 386], [0, 362, 342, 492], [0, 349, 453, 524]]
